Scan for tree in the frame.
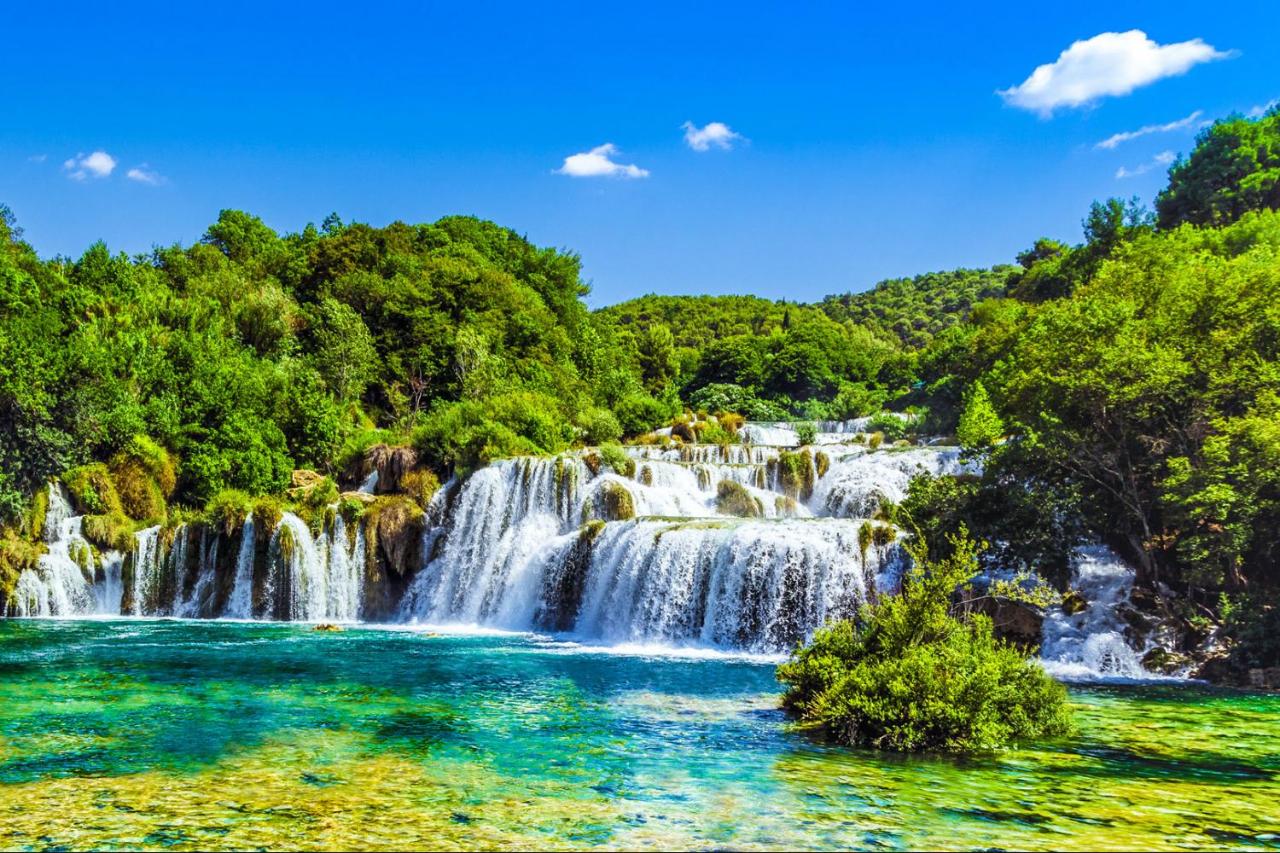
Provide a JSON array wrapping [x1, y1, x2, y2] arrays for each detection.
[[311, 298, 378, 403], [956, 382, 1003, 449], [1157, 108, 1280, 228]]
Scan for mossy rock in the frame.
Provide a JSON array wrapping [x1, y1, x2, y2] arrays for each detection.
[[363, 444, 419, 494], [814, 451, 830, 479], [364, 496, 427, 577], [400, 468, 441, 509], [26, 487, 49, 542], [769, 449, 814, 501], [774, 495, 800, 517], [1061, 589, 1088, 615], [716, 480, 763, 518], [204, 489, 253, 536], [671, 422, 696, 443], [598, 443, 636, 478], [868, 432, 885, 450], [582, 451, 603, 477], [584, 481, 635, 522]]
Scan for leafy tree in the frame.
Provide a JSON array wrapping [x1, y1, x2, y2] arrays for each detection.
[[311, 297, 379, 403], [956, 382, 1002, 449], [1157, 107, 1280, 228]]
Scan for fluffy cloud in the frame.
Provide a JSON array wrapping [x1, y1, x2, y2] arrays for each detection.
[[999, 31, 1233, 115], [682, 121, 743, 151], [555, 144, 649, 178], [1116, 150, 1176, 179], [63, 150, 117, 180], [1095, 110, 1205, 150], [126, 164, 165, 185]]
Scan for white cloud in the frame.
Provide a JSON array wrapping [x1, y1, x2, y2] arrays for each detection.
[[1095, 110, 1205, 150], [63, 150, 117, 180], [126, 164, 165, 185], [682, 121, 744, 151], [1116, 150, 1176, 179], [27, 154, 47, 163], [555, 143, 649, 179], [999, 31, 1234, 115]]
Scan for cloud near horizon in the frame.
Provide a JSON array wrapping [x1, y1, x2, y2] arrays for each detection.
[[1000, 30, 1234, 115], [556, 143, 649, 178], [1095, 110, 1205, 150], [63, 150, 117, 180], [1116, 150, 1176, 179], [682, 121, 744, 151]]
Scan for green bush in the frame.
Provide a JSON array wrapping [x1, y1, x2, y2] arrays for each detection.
[[795, 422, 817, 446], [778, 533, 1073, 752], [612, 392, 672, 437], [577, 407, 623, 446], [716, 480, 763, 518], [865, 413, 910, 441], [598, 443, 636, 478]]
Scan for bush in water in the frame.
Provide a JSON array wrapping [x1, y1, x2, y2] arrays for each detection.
[[778, 532, 1073, 752]]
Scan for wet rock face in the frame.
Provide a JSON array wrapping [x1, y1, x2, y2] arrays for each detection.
[[360, 444, 419, 495], [963, 594, 1044, 648]]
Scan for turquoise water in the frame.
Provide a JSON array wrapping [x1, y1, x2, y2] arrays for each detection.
[[0, 619, 1277, 850]]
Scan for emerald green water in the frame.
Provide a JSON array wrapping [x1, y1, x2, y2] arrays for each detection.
[[0, 621, 1276, 851]]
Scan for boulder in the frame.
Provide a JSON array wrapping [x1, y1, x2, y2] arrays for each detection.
[[963, 594, 1044, 649]]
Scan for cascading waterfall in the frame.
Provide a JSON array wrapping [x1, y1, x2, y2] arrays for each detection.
[[2, 419, 1162, 674], [1040, 545, 1152, 680], [8, 484, 97, 617], [224, 515, 256, 619]]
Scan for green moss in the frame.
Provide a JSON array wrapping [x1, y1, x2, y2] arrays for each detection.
[[598, 443, 636, 478], [26, 487, 49, 542], [205, 489, 253, 535], [584, 481, 635, 522], [82, 513, 136, 553], [716, 480, 763, 518], [868, 432, 885, 450], [252, 496, 286, 534], [400, 468, 441, 510], [815, 451, 830, 479], [63, 464, 123, 517]]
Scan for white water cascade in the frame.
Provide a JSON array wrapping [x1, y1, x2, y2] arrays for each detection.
[[398, 438, 956, 651], [265, 512, 364, 622], [7, 484, 97, 617], [1040, 545, 1152, 680]]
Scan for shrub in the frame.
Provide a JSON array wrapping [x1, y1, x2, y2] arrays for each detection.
[[778, 533, 1073, 753], [82, 513, 136, 552], [62, 464, 123, 517], [613, 392, 672, 437], [957, 382, 1003, 450], [577, 407, 623, 446], [399, 468, 442, 509], [868, 431, 884, 450], [795, 422, 818, 446], [866, 413, 910, 442]]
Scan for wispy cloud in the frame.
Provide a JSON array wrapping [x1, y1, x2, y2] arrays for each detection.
[[1116, 150, 1176, 179], [1246, 99, 1278, 119], [682, 121, 744, 152], [63, 150, 117, 180], [1095, 110, 1205, 150], [27, 154, 47, 164], [126, 164, 165, 185], [999, 30, 1234, 116], [555, 143, 649, 179]]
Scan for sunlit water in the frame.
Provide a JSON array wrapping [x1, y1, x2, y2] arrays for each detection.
[[1, 620, 1276, 851]]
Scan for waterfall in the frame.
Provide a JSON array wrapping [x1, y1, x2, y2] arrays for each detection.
[[812, 446, 976, 518], [264, 512, 364, 622], [130, 526, 163, 616], [1040, 545, 1152, 680], [176, 528, 219, 618], [224, 515, 256, 619], [8, 484, 96, 617], [93, 551, 125, 614]]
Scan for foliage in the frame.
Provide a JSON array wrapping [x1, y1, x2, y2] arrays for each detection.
[[1157, 107, 1280, 229], [956, 382, 1002, 450], [716, 480, 763, 518], [778, 533, 1073, 752], [794, 422, 817, 446], [597, 443, 636, 478]]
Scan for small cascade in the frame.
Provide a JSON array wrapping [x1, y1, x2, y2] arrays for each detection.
[[812, 446, 975, 518], [93, 551, 125, 614], [358, 470, 379, 494], [176, 528, 219, 618], [1040, 545, 1152, 680], [265, 512, 364, 622], [8, 484, 97, 617], [129, 526, 164, 616], [223, 515, 256, 619]]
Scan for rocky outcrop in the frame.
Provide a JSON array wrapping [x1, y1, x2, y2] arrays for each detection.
[[959, 592, 1044, 649]]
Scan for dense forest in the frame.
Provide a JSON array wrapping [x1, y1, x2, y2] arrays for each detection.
[[1, 106, 1278, 673]]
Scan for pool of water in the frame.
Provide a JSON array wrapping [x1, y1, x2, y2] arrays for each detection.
[[0, 619, 1276, 850]]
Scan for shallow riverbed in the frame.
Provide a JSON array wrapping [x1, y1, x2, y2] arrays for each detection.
[[0, 619, 1276, 850]]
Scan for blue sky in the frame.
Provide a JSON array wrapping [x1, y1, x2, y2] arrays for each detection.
[[3, 2, 1277, 306]]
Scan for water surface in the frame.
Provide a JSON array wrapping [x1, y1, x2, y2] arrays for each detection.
[[0, 620, 1276, 850]]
